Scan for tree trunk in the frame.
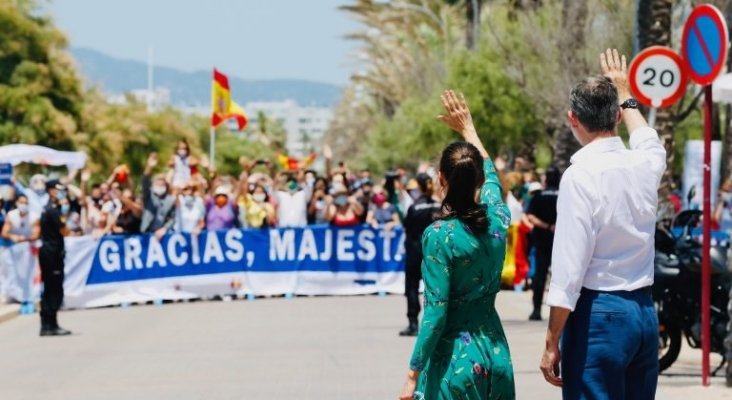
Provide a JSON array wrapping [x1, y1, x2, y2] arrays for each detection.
[[637, 0, 674, 209], [466, 0, 480, 50], [551, 0, 587, 171]]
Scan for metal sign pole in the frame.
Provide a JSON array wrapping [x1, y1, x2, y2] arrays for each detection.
[[647, 107, 657, 129], [702, 84, 713, 386]]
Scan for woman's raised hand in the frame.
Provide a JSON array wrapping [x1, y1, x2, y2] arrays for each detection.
[[437, 90, 475, 139], [437, 89, 489, 159]]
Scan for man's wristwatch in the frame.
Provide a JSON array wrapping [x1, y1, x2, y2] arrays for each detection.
[[620, 98, 639, 110]]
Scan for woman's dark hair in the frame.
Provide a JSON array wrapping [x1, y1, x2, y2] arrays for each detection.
[[177, 139, 190, 152], [416, 173, 433, 198], [544, 165, 561, 189], [437, 142, 488, 235]]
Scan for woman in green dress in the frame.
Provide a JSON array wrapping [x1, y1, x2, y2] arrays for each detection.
[[399, 90, 515, 399]]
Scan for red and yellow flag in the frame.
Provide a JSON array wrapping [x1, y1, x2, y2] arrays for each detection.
[[277, 152, 317, 171], [211, 68, 248, 130]]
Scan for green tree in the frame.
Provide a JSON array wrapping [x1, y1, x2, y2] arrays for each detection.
[[0, 0, 85, 149]]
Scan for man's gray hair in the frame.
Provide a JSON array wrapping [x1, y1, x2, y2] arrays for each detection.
[[569, 76, 620, 133]]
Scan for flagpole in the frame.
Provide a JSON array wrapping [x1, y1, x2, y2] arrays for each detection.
[[210, 125, 215, 170]]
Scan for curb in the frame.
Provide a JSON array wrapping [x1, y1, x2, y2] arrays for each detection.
[[0, 304, 20, 325]]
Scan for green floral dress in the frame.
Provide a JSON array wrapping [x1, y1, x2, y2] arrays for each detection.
[[409, 159, 515, 399]]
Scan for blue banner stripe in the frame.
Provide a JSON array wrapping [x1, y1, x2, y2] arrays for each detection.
[[85, 226, 406, 285]]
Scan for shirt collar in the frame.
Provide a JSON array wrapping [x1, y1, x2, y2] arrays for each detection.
[[570, 136, 626, 165]]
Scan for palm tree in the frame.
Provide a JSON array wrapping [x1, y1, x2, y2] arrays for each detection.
[[637, 0, 674, 206]]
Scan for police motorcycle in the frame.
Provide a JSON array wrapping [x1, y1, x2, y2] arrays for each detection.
[[654, 188, 731, 373]]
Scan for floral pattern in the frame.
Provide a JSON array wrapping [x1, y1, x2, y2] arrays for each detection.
[[409, 159, 515, 399]]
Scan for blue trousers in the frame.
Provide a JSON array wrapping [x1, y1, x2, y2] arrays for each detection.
[[561, 287, 658, 400]]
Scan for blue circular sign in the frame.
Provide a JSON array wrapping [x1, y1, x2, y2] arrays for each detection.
[[682, 4, 729, 85]]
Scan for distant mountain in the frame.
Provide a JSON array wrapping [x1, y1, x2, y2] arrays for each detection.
[[69, 47, 342, 107]]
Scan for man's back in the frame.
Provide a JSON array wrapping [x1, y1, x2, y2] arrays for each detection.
[[550, 128, 665, 304]]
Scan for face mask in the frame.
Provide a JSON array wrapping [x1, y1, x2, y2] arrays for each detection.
[[373, 194, 386, 207], [409, 190, 421, 200], [306, 177, 315, 186], [177, 149, 188, 158], [183, 195, 194, 207], [17, 204, 28, 214], [56, 190, 67, 201], [335, 195, 349, 207], [215, 196, 228, 208], [152, 186, 167, 196], [253, 193, 266, 203], [331, 183, 346, 194], [60, 204, 70, 215], [288, 181, 299, 192]]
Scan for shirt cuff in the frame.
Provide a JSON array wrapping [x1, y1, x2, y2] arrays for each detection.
[[628, 127, 660, 149], [545, 283, 580, 311]]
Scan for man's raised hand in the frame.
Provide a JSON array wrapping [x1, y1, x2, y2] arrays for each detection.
[[600, 48, 631, 100]]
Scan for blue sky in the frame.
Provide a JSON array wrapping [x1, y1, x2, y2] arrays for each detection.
[[48, 0, 359, 85]]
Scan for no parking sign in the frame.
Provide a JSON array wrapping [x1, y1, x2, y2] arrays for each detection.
[[681, 4, 728, 85]]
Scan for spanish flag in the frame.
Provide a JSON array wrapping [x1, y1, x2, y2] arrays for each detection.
[[277, 152, 317, 171], [211, 68, 248, 130]]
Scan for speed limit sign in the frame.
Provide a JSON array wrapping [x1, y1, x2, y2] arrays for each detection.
[[629, 46, 688, 108]]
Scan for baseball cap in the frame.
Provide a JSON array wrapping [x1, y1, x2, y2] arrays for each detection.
[[214, 186, 230, 197], [45, 179, 66, 191]]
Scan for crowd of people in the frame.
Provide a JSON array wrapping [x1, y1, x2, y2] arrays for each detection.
[[0, 136, 576, 315]]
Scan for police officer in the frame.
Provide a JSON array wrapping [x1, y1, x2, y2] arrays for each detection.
[[39, 179, 71, 336], [399, 173, 440, 336]]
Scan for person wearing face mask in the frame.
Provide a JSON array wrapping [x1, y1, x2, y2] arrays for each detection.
[[238, 183, 277, 229], [1, 195, 40, 314], [206, 186, 239, 231], [175, 184, 205, 235], [170, 140, 193, 189], [366, 187, 400, 230], [326, 189, 363, 227], [276, 175, 309, 228], [307, 177, 331, 225], [15, 174, 49, 216], [38, 179, 72, 336], [399, 173, 441, 337], [141, 153, 176, 240]]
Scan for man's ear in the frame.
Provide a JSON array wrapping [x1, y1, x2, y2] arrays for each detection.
[[567, 110, 580, 128], [616, 109, 622, 124]]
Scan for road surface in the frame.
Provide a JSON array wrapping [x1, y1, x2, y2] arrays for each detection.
[[0, 291, 729, 399]]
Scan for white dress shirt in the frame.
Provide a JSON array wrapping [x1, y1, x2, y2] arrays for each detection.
[[546, 127, 666, 311], [276, 190, 308, 228]]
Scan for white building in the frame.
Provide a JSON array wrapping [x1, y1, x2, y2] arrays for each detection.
[[107, 88, 171, 112], [244, 100, 333, 157]]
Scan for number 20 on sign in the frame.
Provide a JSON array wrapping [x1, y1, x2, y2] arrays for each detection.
[[629, 46, 689, 108]]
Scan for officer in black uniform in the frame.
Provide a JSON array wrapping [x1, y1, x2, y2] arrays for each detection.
[[399, 173, 441, 336], [39, 179, 71, 336]]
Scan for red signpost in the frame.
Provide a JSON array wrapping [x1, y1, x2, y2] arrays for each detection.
[[680, 4, 728, 386]]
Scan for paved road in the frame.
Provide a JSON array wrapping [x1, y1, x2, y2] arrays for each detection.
[[0, 292, 729, 399]]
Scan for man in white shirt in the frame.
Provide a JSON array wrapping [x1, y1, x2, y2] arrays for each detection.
[[540, 49, 665, 399], [276, 176, 308, 228]]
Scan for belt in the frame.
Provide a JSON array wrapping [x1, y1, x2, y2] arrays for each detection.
[[581, 286, 652, 296]]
